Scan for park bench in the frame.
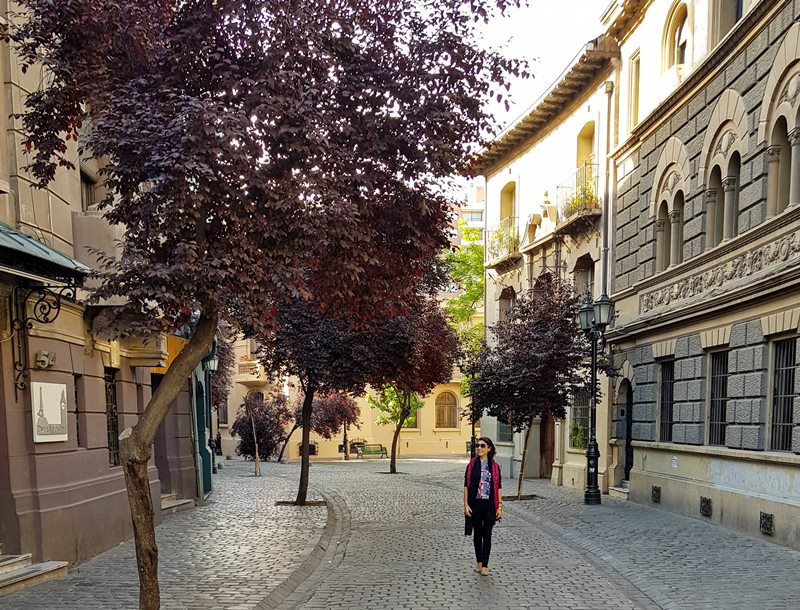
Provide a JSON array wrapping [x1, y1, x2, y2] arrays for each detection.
[[356, 443, 388, 458]]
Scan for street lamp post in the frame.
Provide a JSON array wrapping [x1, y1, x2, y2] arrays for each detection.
[[206, 352, 219, 475], [578, 292, 614, 505]]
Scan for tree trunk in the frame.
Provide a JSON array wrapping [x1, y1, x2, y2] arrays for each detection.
[[251, 415, 261, 477], [295, 386, 315, 505], [278, 423, 299, 462], [516, 416, 535, 500], [119, 311, 218, 610], [389, 393, 410, 475], [343, 424, 349, 461]]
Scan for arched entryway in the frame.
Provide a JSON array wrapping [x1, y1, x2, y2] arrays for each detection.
[[620, 380, 634, 481]]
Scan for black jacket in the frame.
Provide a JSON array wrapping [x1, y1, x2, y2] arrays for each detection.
[[463, 458, 502, 535]]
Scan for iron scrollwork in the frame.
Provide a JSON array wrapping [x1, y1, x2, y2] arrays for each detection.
[[11, 284, 77, 393]]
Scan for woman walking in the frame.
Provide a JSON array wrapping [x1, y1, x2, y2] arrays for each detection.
[[464, 437, 502, 576]]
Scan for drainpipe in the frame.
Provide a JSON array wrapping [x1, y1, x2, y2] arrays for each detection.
[[602, 80, 614, 296]]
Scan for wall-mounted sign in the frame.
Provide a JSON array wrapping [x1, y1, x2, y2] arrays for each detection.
[[31, 382, 68, 442]]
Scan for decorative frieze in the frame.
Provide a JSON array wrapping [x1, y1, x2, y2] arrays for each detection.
[[641, 228, 800, 313]]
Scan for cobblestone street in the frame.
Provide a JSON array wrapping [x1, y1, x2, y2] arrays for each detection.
[[2, 457, 800, 609]]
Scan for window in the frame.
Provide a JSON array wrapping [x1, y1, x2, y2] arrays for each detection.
[[80, 171, 96, 211], [629, 52, 641, 129], [402, 410, 419, 428], [497, 421, 514, 443], [715, 0, 745, 43], [659, 361, 675, 442], [105, 368, 120, 467], [573, 255, 594, 297], [665, 3, 689, 70], [569, 391, 590, 449], [708, 351, 728, 446], [770, 338, 796, 452], [249, 391, 264, 403], [656, 200, 672, 272], [435, 392, 459, 428], [707, 166, 724, 248], [768, 117, 791, 218], [498, 286, 516, 323], [723, 154, 741, 240], [463, 211, 483, 223]]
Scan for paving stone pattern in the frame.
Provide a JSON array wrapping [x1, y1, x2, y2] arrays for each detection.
[[3, 457, 800, 609], [0, 459, 327, 610]]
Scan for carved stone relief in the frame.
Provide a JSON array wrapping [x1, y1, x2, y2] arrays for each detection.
[[640, 228, 800, 313]]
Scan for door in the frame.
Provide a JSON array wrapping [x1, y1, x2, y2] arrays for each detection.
[[624, 381, 634, 481], [539, 413, 555, 478]]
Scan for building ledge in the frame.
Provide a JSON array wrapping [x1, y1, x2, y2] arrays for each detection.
[[631, 441, 800, 466], [485, 251, 522, 272]]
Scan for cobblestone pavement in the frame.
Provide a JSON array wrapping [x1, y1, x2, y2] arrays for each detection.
[[0, 459, 327, 610], [276, 458, 800, 610], [3, 457, 800, 609]]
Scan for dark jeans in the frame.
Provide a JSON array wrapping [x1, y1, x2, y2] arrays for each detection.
[[472, 499, 495, 567]]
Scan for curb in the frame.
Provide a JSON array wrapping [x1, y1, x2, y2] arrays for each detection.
[[255, 488, 350, 610]]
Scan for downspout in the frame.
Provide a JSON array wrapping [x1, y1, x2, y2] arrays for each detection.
[[602, 80, 614, 295]]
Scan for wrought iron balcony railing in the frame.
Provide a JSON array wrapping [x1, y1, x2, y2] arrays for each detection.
[[557, 162, 600, 221], [486, 216, 519, 262]]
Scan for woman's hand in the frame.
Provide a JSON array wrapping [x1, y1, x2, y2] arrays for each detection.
[[496, 505, 503, 518], [464, 504, 472, 517]]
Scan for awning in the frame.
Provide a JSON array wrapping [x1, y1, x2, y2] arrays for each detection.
[[0, 221, 92, 282]]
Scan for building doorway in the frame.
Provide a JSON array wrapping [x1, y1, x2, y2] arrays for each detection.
[[539, 412, 556, 478], [622, 380, 634, 481]]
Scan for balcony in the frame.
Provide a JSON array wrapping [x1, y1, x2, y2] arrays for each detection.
[[486, 216, 522, 271], [235, 360, 268, 387], [556, 162, 601, 239]]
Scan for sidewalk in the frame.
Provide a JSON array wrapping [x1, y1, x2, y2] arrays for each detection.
[[0, 459, 327, 610]]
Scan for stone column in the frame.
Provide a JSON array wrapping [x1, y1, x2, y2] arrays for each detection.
[[705, 188, 718, 249], [722, 176, 737, 240], [789, 130, 800, 209], [669, 209, 683, 265], [655, 218, 667, 271], [766, 145, 781, 218]]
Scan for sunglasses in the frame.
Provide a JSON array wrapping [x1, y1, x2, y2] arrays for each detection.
[[476, 443, 488, 448]]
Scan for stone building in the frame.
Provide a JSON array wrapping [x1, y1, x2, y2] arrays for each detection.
[[0, 36, 206, 578], [607, 0, 800, 548]]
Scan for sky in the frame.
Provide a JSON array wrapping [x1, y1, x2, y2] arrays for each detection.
[[481, 1, 605, 128]]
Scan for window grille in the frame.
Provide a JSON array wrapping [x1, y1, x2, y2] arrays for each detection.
[[105, 368, 120, 466], [497, 421, 513, 443], [73, 375, 81, 448], [771, 338, 796, 451], [569, 390, 590, 449], [709, 351, 728, 446], [435, 392, 458, 428], [659, 361, 675, 442]]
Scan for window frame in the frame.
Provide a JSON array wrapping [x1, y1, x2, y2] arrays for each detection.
[[80, 170, 97, 212], [497, 421, 514, 443], [105, 368, 121, 467], [706, 349, 729, 446], [658, 359, 676, 442], [664, 2, 690, 71], [569, 390, 590, 449], [629, 50, 641, 130], [768, 336, 797, 452], [435, 391, 459, 429]]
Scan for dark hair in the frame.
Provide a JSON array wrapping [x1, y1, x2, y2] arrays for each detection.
[[477, 437, 496, 462]]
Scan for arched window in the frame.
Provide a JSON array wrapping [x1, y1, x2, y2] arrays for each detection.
[[670, 192, 685, 265], [768, 117, 791, 217], [724, 153, 741, 240], [435, 392, 459, 429], [573, 254, 595, 297], [498, 285, 516, 322], [706, 166, 724, 248], [665, 3, 689, 69], [656, 201, 672, 272], [500, 181, 516, 223]]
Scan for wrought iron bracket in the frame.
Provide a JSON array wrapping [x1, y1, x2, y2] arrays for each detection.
[[11, 284, 77, 396]]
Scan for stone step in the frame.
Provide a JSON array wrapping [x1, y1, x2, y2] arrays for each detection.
[[0, 555, 31, 576], [0, 561, 68, 597], [620, 479, 630, 490], [609, 486, 630, 500], [160, 492, 177, 504], [161, 498, 194, 517]]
